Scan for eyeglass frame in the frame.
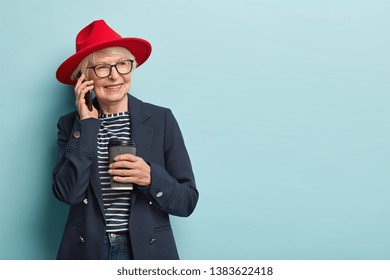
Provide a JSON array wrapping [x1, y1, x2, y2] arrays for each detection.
[[86, 59, 134, 78]]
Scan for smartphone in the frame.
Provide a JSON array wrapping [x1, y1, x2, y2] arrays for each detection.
[[77, 72, 93, 111]]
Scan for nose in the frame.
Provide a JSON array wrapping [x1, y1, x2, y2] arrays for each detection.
[[108, 65, 120, 79]]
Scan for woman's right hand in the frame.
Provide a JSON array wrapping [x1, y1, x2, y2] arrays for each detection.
[[74, 73, 98, 119]]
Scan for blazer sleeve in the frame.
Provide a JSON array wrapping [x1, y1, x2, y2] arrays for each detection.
[[138, 109, 199, 217], [52, 115, 101, 205]]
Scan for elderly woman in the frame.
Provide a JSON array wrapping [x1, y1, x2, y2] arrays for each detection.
[[53, 20, 198, 260]]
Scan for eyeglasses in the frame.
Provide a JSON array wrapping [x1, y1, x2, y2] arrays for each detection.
[[87, 59, 134, 78]]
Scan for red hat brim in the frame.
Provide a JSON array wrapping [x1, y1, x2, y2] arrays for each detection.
[[56, 37, 151, 85]]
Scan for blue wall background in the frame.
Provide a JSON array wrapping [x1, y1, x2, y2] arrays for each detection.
[[0, 0, 389, 259]]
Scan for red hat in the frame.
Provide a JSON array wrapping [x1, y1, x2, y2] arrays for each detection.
[[56, 19, 152, 85]]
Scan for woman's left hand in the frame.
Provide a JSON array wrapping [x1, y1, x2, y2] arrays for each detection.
[[108, 154, 151, 187]]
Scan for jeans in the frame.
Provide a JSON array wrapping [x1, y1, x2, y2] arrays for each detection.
[[101, 232, 133, 260]]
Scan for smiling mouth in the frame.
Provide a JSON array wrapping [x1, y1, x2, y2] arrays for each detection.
[[105, 84, 122, 90]]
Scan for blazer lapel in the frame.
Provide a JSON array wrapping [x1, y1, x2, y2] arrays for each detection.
[[128, 94, 154, 162]]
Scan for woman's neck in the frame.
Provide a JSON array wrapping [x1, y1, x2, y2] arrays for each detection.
[[99, 96, 129, 114]]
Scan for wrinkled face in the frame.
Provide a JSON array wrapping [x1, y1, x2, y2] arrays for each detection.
[[86, 49, 133, 106]]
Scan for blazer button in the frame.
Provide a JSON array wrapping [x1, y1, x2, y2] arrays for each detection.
[[79, 236, 85, 243], [149, 238, 156, 245], [149, 201, 153, 205], [73, 131, 81, 138], [156, 192, 163, 198], [83, 198, 88, 204]]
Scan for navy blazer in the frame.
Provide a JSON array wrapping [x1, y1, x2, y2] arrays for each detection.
[[52, 94, 198, 259]]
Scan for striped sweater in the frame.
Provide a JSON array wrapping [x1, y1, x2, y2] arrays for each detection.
[[97, 112, 131, 233]]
